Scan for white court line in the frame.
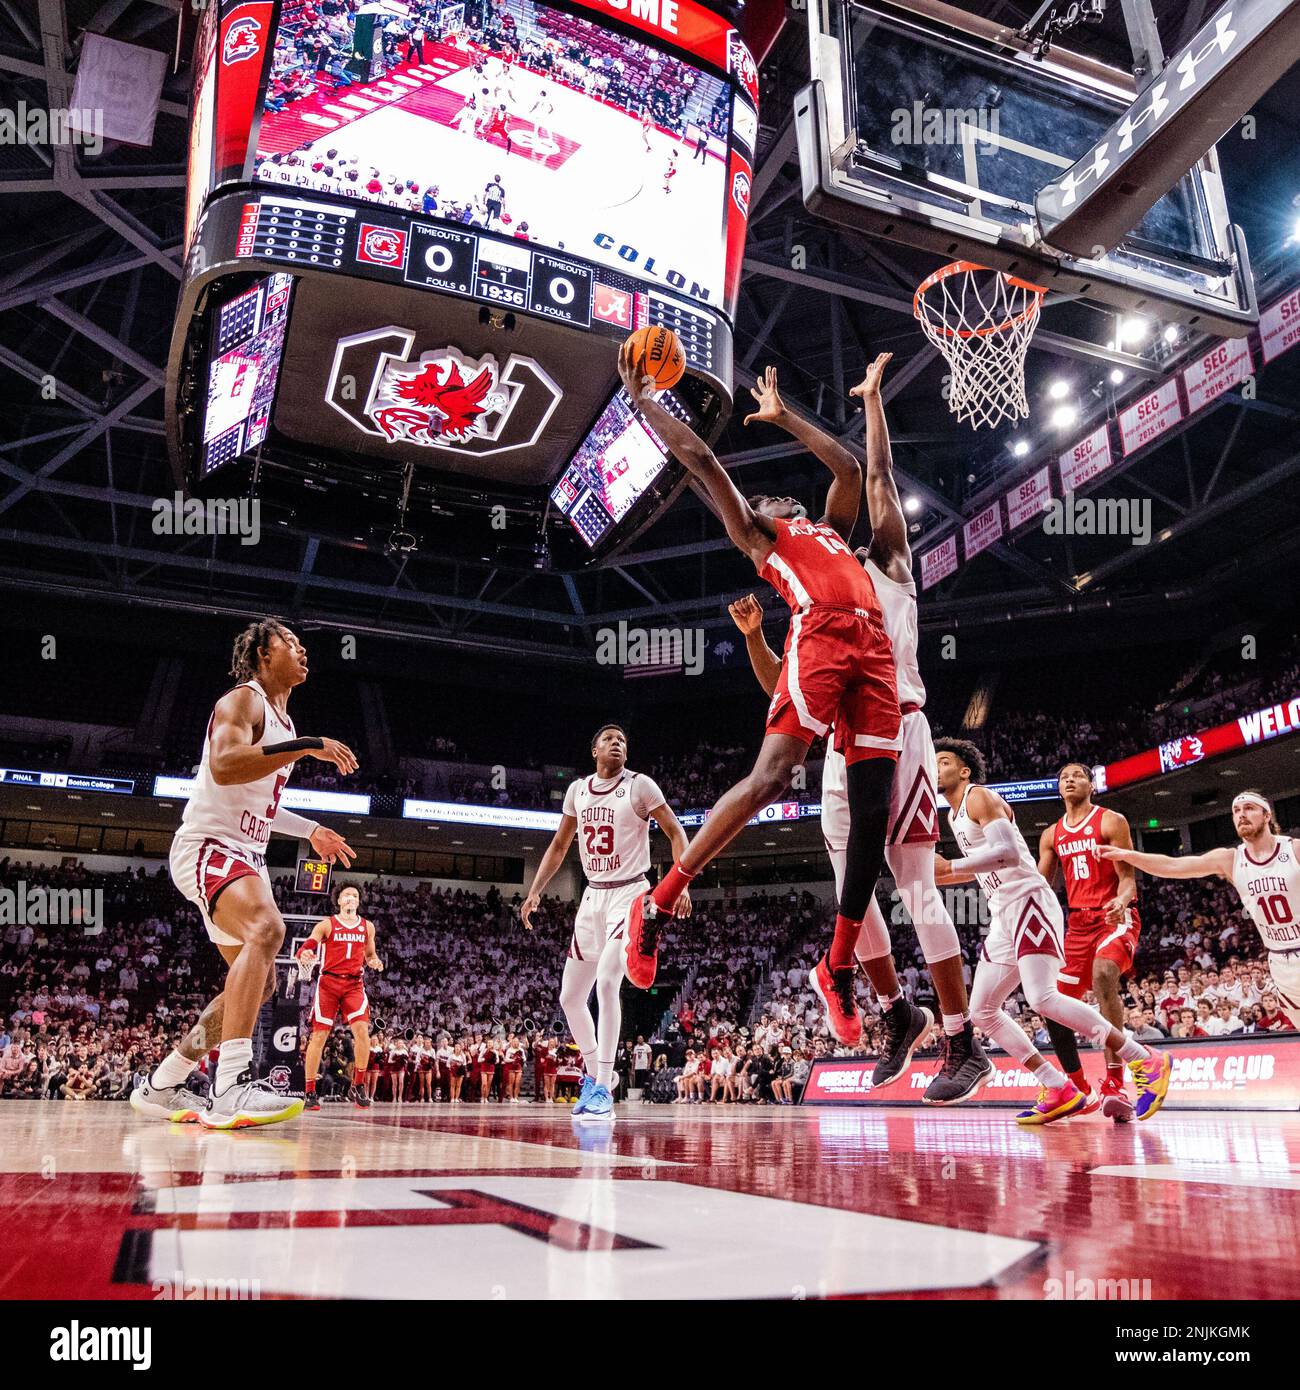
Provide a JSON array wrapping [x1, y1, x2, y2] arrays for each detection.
[[1092, 1163, 1300, 1191]]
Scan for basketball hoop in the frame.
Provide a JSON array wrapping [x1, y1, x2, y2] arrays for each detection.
[[913, 262, 1047, 431]]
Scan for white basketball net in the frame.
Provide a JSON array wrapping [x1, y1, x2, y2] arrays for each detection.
[[913, 262, 1046, 431]]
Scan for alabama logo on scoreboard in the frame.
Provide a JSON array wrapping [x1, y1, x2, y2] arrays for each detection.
[[325, 328, 562, 457]]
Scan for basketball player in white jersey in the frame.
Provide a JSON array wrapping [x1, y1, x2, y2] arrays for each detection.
[[526, 88, 554, 152], [520, 725, 691, 1118], [730, 356, 988, 1103], [131, 620, 358, 1129], [1100, 789, 1300, 1018], [933, 738, 1171, 1124]]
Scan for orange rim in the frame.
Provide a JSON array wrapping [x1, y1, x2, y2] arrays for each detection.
[[913, 260, 1047, 340]]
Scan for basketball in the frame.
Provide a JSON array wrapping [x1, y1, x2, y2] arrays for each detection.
[[626, 324, 686, 390]]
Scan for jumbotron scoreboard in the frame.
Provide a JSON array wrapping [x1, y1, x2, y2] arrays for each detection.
[[168, 0, 761, 566]]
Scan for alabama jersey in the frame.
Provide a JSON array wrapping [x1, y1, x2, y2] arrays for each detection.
[[1233, 838, 1300, 953], [759, 517, 882, 616], [177, 678, 296, 859], [562, 769, 664, 885], [321, 914, 369, 977], [1053, 806, 1129, 911]]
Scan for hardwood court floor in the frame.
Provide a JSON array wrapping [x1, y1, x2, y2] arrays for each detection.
[[4, 1099, 1298, 1300]]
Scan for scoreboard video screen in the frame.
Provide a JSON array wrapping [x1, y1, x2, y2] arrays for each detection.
[[169, 0, 758, 566], [253, 0, 735, 313]]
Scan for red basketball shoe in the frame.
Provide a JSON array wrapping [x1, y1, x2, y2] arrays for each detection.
[[624, 892, 660, 989], [810, 955, 863, 1047], [1099, 1073, 1135, 1123]]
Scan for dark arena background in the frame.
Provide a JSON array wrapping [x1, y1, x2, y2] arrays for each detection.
[[2, 0, 1300, 1340]]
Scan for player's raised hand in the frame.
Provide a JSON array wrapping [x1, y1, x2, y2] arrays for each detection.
[[520, 891, 541, 930], [727, 593, 764, 635], [744, 366, 787, 427], [310, 825, 355, 868], [617, 340, 655, 407], [307, 737, 359, 776], [850, 352, 894, 401]]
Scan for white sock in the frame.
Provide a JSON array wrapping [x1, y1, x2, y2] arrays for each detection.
[[214, 1038, 253, 1094], [580, 1049, 598, 1078], [1116, 1032, 1150, 1064], [595, 1059, 617, 1089], [151, 1048, 197, 1089], [879, 989, 903, 1008], [942, 1011, 969, 1037], [1033, 1061, 1066, 1088]]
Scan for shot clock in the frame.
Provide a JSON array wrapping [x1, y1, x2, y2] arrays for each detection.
[[295, 857, 333, 896]]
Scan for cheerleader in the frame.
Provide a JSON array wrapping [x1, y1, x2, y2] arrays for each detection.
[[449, 1039, 467, 1103], [503, 1033, 524, 1103], [389, 1034, 408, 1103], [435, 1034, 453, 1103], [478, 1036, 497, 1103], [366, 1029, 386, 1101]]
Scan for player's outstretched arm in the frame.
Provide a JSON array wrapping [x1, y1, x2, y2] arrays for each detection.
[[727, 593, 782, 697], [618, 343, 772, 565], [850, 353, 910, 577], [1098, 845, 1234, 881], [520, 814, 577, 928], [947, 787, 1023, 876], [208, 687, 359, 786], [745, 366, 861, 542]]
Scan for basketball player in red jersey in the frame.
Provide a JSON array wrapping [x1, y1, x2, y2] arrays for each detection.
[[616, 345, 902, 1047], [729, 356, 989, 1102], [134, 620, 357, 1129], [1039, 762, 1141, 1121], [297, 883, 383, 1110]]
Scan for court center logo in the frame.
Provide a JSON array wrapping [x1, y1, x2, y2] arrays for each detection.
[[326, 329, 562, 456]]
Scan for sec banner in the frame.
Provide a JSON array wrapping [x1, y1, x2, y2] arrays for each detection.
[[803, 1036, 1300, 1110]]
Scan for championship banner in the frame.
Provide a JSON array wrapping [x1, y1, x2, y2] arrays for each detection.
[[1090, 691, 1300, 793], [1005, 466, 1051, 530], [919, 534, 958, 589], [1182, 338, 1253, 414], [1059, 424, 1114, 493], [962, 501, 1003, 560], [1119, 377, 1182, 456], [803, 1035, 1300, 1110], [1260, 286, 1300, 364]]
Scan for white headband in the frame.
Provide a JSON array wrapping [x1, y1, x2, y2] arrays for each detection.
[[1233, 793, 1272, 813]]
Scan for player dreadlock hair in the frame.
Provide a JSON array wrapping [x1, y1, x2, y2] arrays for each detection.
[[1238, 788, 1281, 834], [933, 737, 987, 785], [591, 723, 627, 751], [230, 618, 292, 681]]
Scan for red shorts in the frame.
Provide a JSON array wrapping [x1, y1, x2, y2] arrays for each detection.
[[1059, 906, 1141, 999], [765, 607, 900, 763], [310, 972, 370, 1032]]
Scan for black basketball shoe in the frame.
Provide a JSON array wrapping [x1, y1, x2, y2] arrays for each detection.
[[304, 1090, 321, 1112], [349, 1083, 372, 1108], [922, 1021, 993, 1104], [871, 1000, 935, 1088]]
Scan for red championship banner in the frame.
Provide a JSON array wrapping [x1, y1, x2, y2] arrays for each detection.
[[1006, 466, 1051, 529], [962, 501, 1002, 560], [1059, 424, 1114, 493], [1091, 691, 1300, 793], [1119, 377, 1182, 456], [803, 1035, 1300, 1110], [1183, 338, 1253, 414], [919, 534, 958, 590], [1260, 286, 1300, 365]]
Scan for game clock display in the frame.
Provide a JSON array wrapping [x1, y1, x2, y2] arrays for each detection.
[[295, 857, 334, 895]]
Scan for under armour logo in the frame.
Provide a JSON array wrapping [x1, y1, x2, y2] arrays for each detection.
[[1175, 11, 1239, 93]]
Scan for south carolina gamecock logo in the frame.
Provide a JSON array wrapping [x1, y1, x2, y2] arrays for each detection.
[[326, 328, 562, 458], [732, 170, 751, 218], [223, 17, 261, 64], [369, 350, 509, 446]]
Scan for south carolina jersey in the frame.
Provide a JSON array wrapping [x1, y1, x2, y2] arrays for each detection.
[[863, 557, 924, 708], [1053, 806, 1129, 911], [949, 786, 1044, 915], [177, 678, 296, 858], [1233, 838, 1300, 952], [321, 914, 369, 977], [562, 769, 665, 884], [759, 517, 882, 615]]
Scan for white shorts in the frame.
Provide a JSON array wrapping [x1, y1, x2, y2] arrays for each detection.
[[169, 833, 273, 948], [569, 876, 647, 964], [982, 885, 1066, 969], [822, 708, 941, 886], [1269, 953, 1300, 1014]]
